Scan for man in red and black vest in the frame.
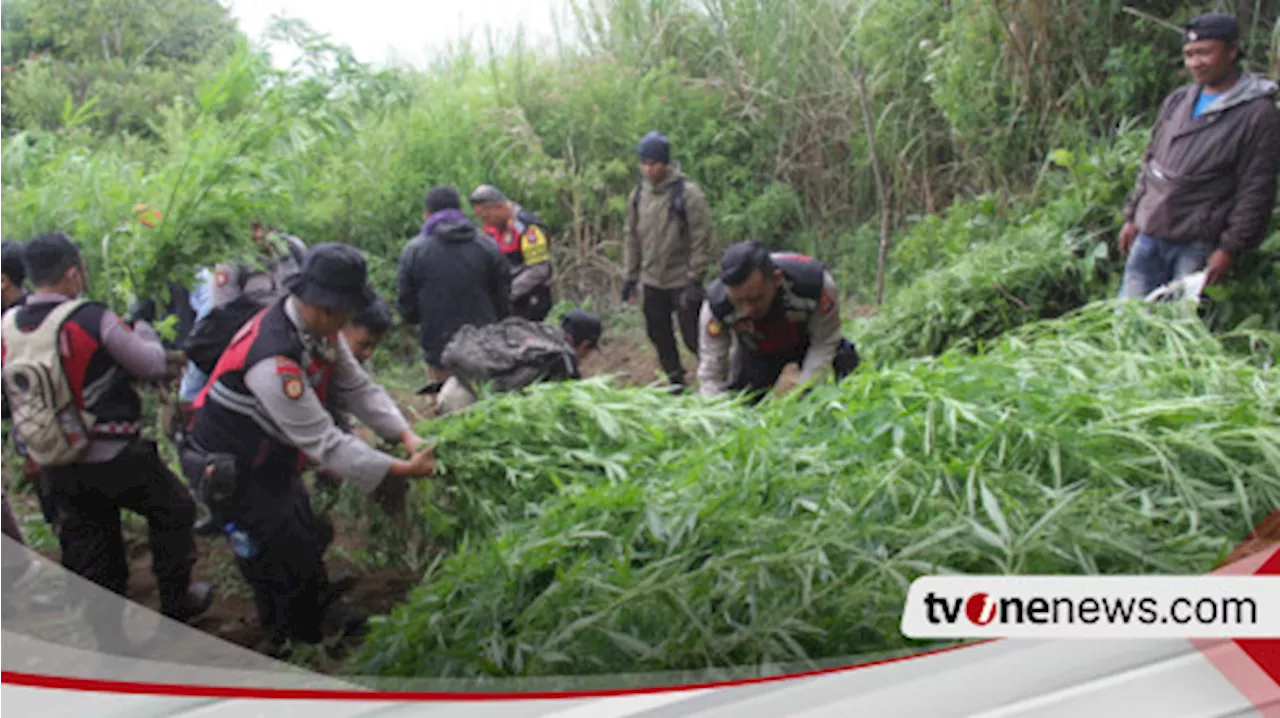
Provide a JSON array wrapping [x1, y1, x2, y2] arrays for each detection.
[[1, 232, 211, 638], [469, 185, 555, 321], [697, 241, 860, 404], [186, 243, 436, 655]]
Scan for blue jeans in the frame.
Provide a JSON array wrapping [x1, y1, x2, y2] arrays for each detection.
[[1118, 233, 1214, 300]]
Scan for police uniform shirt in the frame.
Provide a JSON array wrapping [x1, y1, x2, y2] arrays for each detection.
[[696, 269, 843, 396], [209, 235, 308, 309], [241, 298, 411, 493]]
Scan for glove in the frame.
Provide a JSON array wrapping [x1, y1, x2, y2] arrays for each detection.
[[621, 280, 638, 303], [679, 281, 703, 309], [129, 298, 157, 325]]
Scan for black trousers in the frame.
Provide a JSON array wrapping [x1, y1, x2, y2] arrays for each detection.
[[232, 472, 330, 645], [730, 337, 861, 404], [643, 285, 701, 385], [512, 285, 553, 322], [41, 440, 198, 615]]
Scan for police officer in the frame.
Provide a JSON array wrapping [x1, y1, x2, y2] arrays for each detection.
[[697, 241, 859, 403], [469, 185, 555, 321], [209, 222, 308, 309], [1, 232, 210, 644], [186, 243, 435, 655]]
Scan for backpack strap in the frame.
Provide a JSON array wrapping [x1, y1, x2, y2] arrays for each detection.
[[670, 177, 688, 234], [629, 185, 642, 245]]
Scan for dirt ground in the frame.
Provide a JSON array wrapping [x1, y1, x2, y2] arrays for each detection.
[[578, 333, 802, 394]]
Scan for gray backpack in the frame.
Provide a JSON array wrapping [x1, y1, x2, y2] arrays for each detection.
[[440, 317, 579, 394]]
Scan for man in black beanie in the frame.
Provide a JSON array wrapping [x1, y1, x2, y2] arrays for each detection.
[[622, 131, 712, 392], [1117, 12, 1279, 299], [397, 185, 512, 385]]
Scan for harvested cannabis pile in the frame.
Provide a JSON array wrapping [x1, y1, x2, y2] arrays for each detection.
[[356, 304, 1279, 678]]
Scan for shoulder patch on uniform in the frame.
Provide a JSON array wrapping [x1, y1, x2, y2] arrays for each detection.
[[214, 270, 229, 288], [819, 290, 836, 316], [282, 374, 305, 400], [707, 318, 723, 337]]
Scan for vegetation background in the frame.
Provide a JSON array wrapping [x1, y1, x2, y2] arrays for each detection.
[[4, 0, 1276, 348]]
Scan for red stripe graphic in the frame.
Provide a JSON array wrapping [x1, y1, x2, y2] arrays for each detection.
[[1194, 514, 1280, 715], [2, 641, 990, 701]]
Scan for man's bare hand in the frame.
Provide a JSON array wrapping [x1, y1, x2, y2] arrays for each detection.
[[389, 445, 436, 479], [1118, 221, 1139, 257], [1204, 249, 1234, 285], [399, 430, 428, 454]]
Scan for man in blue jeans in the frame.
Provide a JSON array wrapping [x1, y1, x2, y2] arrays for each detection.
[[1117, 13, 1280, 300]]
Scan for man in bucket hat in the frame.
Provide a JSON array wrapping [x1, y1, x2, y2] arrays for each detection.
[[1117, 12, 1280, 298], [185, 243, 436, 656]]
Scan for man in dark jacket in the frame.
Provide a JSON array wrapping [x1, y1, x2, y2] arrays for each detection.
[[397, 186, 512, 382], [1118, 13, 1280, 299]]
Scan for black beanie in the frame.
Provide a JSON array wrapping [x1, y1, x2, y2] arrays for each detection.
[[637, 131, 671, 164], [425, 186, 462, 213]]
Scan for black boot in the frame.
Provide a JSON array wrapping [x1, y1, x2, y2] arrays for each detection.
[[161, 582, 214, 623]]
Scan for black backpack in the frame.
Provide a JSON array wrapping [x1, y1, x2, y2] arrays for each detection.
[[182, 293, 265, 376]]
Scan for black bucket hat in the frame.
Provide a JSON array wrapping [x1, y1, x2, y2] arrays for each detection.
[[285, 242, 376, 312]]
